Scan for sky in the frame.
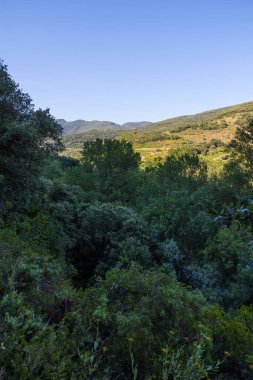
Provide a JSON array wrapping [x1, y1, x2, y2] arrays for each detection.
[[1, 0, 253, 124]]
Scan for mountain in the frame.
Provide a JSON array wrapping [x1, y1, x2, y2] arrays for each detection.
[[57, 119, 152, 135], [116, 101, 253, 167], [61, 101, 253, 167], [134, 101, 253, 134], [58, 120, 121, 135], [118, 101, 253, 146], [121, 121, 153, 129]]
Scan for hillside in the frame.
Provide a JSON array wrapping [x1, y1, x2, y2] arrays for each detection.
[[62, 101, 253, 165], [58, 119, 152, 135], [121, 121, 152, 129], [136, 101, 253, 133]]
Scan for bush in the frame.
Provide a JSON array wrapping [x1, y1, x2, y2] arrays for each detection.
[[67, 263, 210, 378], [69, 203, 152, 283]]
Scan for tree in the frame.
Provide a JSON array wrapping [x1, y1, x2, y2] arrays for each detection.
[[157, 149, 207, 190], [0, 60, 63, 212], [0, 60, 33, 123], [79, 139, 141, 202], [229, 116, 253, 177], [69, 203, 151, 283], [81, 138, 140, 173]]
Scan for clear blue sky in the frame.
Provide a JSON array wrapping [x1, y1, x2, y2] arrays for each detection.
[[1, 0, 253, 123]]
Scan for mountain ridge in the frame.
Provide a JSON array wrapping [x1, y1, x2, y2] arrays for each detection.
[[58, 119, 152, 135], [133, 101, 253, 133], [62, 101, 253, 166]]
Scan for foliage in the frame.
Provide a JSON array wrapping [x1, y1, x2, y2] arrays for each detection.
[[1, 61, 253, 379], [156, 332, 220, 380], [229, 116, 253, 178], [186, 222, 253, 308], [68, 263, 208, 378], [205, 305, 253, 378], [69, 203, 152, 282], [64, 138, 142, 202], [0, 61, 62, 213], [157, 149, 208, 190], [81, 138, 140, 171]]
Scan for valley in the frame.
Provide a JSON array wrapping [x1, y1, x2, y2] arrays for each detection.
[[61, 101, 253, 171]]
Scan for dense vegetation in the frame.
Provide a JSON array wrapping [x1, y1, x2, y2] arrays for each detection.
[[63, 130, 126, 148], [1, 61, 253, 379]]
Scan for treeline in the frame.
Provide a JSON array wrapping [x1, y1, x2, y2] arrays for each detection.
[[1, 60, 253, 379], [118, 131, 181, 144], [63, 129, 125, 148]]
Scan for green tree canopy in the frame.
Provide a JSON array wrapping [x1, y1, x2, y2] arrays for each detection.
[[81, 138, 140, 173], [0, 60, 33, 123], [229, 116, 253, 177], [0, 61, 63, 212], [78, 138, 141, 202], [157, 149, 208, 189]]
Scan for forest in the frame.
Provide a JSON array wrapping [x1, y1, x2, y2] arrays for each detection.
[[1, 60, 253, 380]]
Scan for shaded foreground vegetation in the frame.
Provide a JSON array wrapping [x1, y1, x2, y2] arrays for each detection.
[[1, 60, 253, 379]]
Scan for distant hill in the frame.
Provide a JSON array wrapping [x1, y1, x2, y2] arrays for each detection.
[[58, 120, 121, 135], [117, 101, 253, 167], [116, 101, 253, 145], [134, 101, 253, 134], [57, 119, 152, 135], [121, 121, 152, 129], [61, 101, 253, 166]]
